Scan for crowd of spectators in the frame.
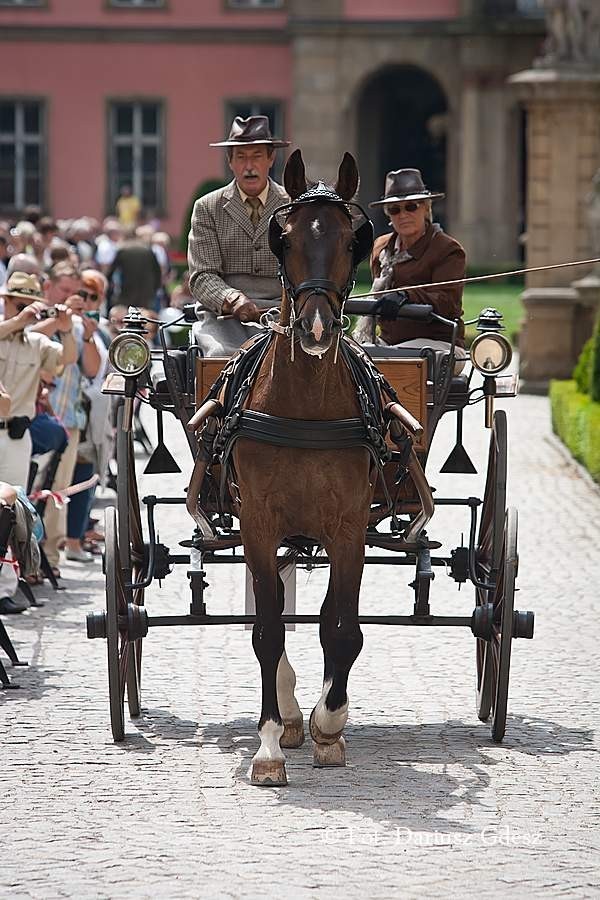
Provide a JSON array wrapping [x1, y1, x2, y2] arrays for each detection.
[[0, 205, 188, 615]]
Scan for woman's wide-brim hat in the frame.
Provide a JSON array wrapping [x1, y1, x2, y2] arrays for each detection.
[[210, 115, 290, 149], [369, 168, 445, 207]]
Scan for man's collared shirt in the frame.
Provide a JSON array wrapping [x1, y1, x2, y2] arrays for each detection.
[[236, 182, 270, 218], [0, 328, 63, 419]]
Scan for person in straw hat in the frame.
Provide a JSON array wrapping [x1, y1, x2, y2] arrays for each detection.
[[187, 115, 290, 357], [354, 168, 466, 359], [0, 271, 76, 488]]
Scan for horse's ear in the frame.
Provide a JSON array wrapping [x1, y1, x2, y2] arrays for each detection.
[[284, 149, 308, 200], [334, 152, 359, 201]]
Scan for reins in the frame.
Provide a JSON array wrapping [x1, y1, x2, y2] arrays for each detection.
[[350, 255, 600, 299]]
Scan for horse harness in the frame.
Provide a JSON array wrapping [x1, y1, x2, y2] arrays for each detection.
[[195, 184, 414, 516], [196, 329, 413, 519]]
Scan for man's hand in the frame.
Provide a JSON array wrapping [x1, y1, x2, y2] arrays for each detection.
[[222, 293, 261, 323], [81, 315, 98, 341], [54, 304, 73, 333], [15, 301, 48, 329], [371, 290, 409, 320]]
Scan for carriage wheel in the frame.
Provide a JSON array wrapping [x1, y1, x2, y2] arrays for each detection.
[[116, 405, 145, 719], [489, 508, 518, 743], [476, 508, 519, 743], [475, 410, 507, 721], [482, 508, 516, 743], [105, 506, 128, 742]]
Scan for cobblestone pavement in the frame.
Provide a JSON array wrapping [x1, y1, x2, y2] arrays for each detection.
[[2, 392, 599, 899]]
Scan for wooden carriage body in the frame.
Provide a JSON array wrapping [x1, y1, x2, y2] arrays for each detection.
[[195, 354, 429, 453]]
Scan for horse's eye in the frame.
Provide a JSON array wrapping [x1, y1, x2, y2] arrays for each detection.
[[347, 242, 354, 253]]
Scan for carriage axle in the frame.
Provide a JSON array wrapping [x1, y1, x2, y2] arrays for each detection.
[[86, 604, 534, 642]]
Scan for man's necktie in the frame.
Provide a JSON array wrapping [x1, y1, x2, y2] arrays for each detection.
[[245, 197, 262, 228]]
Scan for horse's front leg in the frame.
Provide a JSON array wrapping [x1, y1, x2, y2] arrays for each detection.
[[245, 537, 288, 786], [310, 536, 365, 768]]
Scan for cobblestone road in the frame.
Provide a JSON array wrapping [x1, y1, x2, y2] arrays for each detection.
[[2, 393, 599, 899]]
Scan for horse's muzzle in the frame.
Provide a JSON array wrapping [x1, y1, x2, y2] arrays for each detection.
[[294, 312, 340, 356]]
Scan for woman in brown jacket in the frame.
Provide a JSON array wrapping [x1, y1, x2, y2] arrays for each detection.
[[354, 168, 466, 357]]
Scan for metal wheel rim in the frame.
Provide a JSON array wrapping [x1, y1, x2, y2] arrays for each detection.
[[475, 410, 507, 722], [127, 431, 145, 717], [106, 506, 127, 742], [476, 627, 493, 722], [116, 409, 145, 718], [490, 508, 518, 743]]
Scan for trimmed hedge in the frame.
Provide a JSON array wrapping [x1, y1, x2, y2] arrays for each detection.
[[550, 380, 600, 483], [591, 314, 600, 403]]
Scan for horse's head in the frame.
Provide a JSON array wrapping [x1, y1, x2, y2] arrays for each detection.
[[271, 150, 373, 359]]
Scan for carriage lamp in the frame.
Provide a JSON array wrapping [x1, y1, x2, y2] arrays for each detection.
[[108, 333, 151, 378], [470, 332, 512, 376], [475, 307, 504, 332]]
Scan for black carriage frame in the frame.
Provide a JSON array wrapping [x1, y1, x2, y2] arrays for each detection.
[[87, 304, 534, 744]]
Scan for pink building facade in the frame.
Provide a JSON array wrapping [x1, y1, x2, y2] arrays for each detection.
[[0, 0, 544, 259]]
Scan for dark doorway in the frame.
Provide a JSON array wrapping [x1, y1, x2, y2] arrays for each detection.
[[356, 65, 448, 237]]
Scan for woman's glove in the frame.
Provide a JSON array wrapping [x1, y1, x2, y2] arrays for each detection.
[[371, 290, 409, 320]]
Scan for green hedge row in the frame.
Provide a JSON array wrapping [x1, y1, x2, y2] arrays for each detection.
[[550, 380, 600, 483]]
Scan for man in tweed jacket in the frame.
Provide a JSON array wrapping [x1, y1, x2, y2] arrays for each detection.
[[188, 116, 290, 356]]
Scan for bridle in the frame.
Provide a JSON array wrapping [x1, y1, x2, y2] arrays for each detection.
[[267, 182, 374, 358]]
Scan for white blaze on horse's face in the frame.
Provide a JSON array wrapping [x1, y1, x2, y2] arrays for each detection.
[[310, 219, 323, 239], [298, 297, 334, 358], [312, 309, 325, 343]]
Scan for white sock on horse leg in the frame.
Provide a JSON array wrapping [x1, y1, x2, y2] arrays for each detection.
[[276, 650, 302, 722], [253, 720, 285, 764], [313, 678, 349, 738]]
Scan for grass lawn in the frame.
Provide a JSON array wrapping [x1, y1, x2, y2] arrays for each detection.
[[352, 279, 524, 343]]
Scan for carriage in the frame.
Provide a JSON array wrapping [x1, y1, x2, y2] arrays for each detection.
[[86, 153, 534, 783]]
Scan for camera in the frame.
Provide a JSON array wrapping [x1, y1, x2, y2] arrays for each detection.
[[38, 307, 58, 320]]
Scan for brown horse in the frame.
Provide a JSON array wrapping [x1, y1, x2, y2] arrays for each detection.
[[233, 150, 376, 785]]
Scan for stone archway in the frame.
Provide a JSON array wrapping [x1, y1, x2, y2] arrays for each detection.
[[355, 65, 448, 236]]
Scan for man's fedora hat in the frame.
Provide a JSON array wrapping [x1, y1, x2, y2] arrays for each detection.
[[210, 115, 290, 149], [3, 271, 43, 301], [369, 168, 444, 207]]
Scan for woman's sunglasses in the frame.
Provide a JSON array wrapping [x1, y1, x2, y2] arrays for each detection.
[[78, 289, 99, 302], [386, 201, 422, 215]]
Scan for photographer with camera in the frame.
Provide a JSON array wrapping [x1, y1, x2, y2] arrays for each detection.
[[0, 272, 76, 488], [29, 263, 101, 576]]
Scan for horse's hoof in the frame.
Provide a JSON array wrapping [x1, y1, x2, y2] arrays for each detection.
[[280, 717, 305, 749], [309, 708, 344, 746], [250, 760, 288, 787], [313, 735, 346, 768]]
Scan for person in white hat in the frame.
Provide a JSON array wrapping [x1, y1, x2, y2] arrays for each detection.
[[0, 272, 76, 488]]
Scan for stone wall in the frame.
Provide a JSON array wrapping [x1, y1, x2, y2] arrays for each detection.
[[289, 13, 543, 264]]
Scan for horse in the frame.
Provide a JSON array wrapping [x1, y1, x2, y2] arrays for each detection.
[[232, 150, 376, 786]]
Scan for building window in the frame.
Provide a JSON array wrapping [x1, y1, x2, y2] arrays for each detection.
[[225, 100, 285, 180], [227, 0, 283, 8], [109, 0, 165, 7], [0, 100, 44, 212], [483, 0, 543, 14], [108, 101, 164, 215]]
